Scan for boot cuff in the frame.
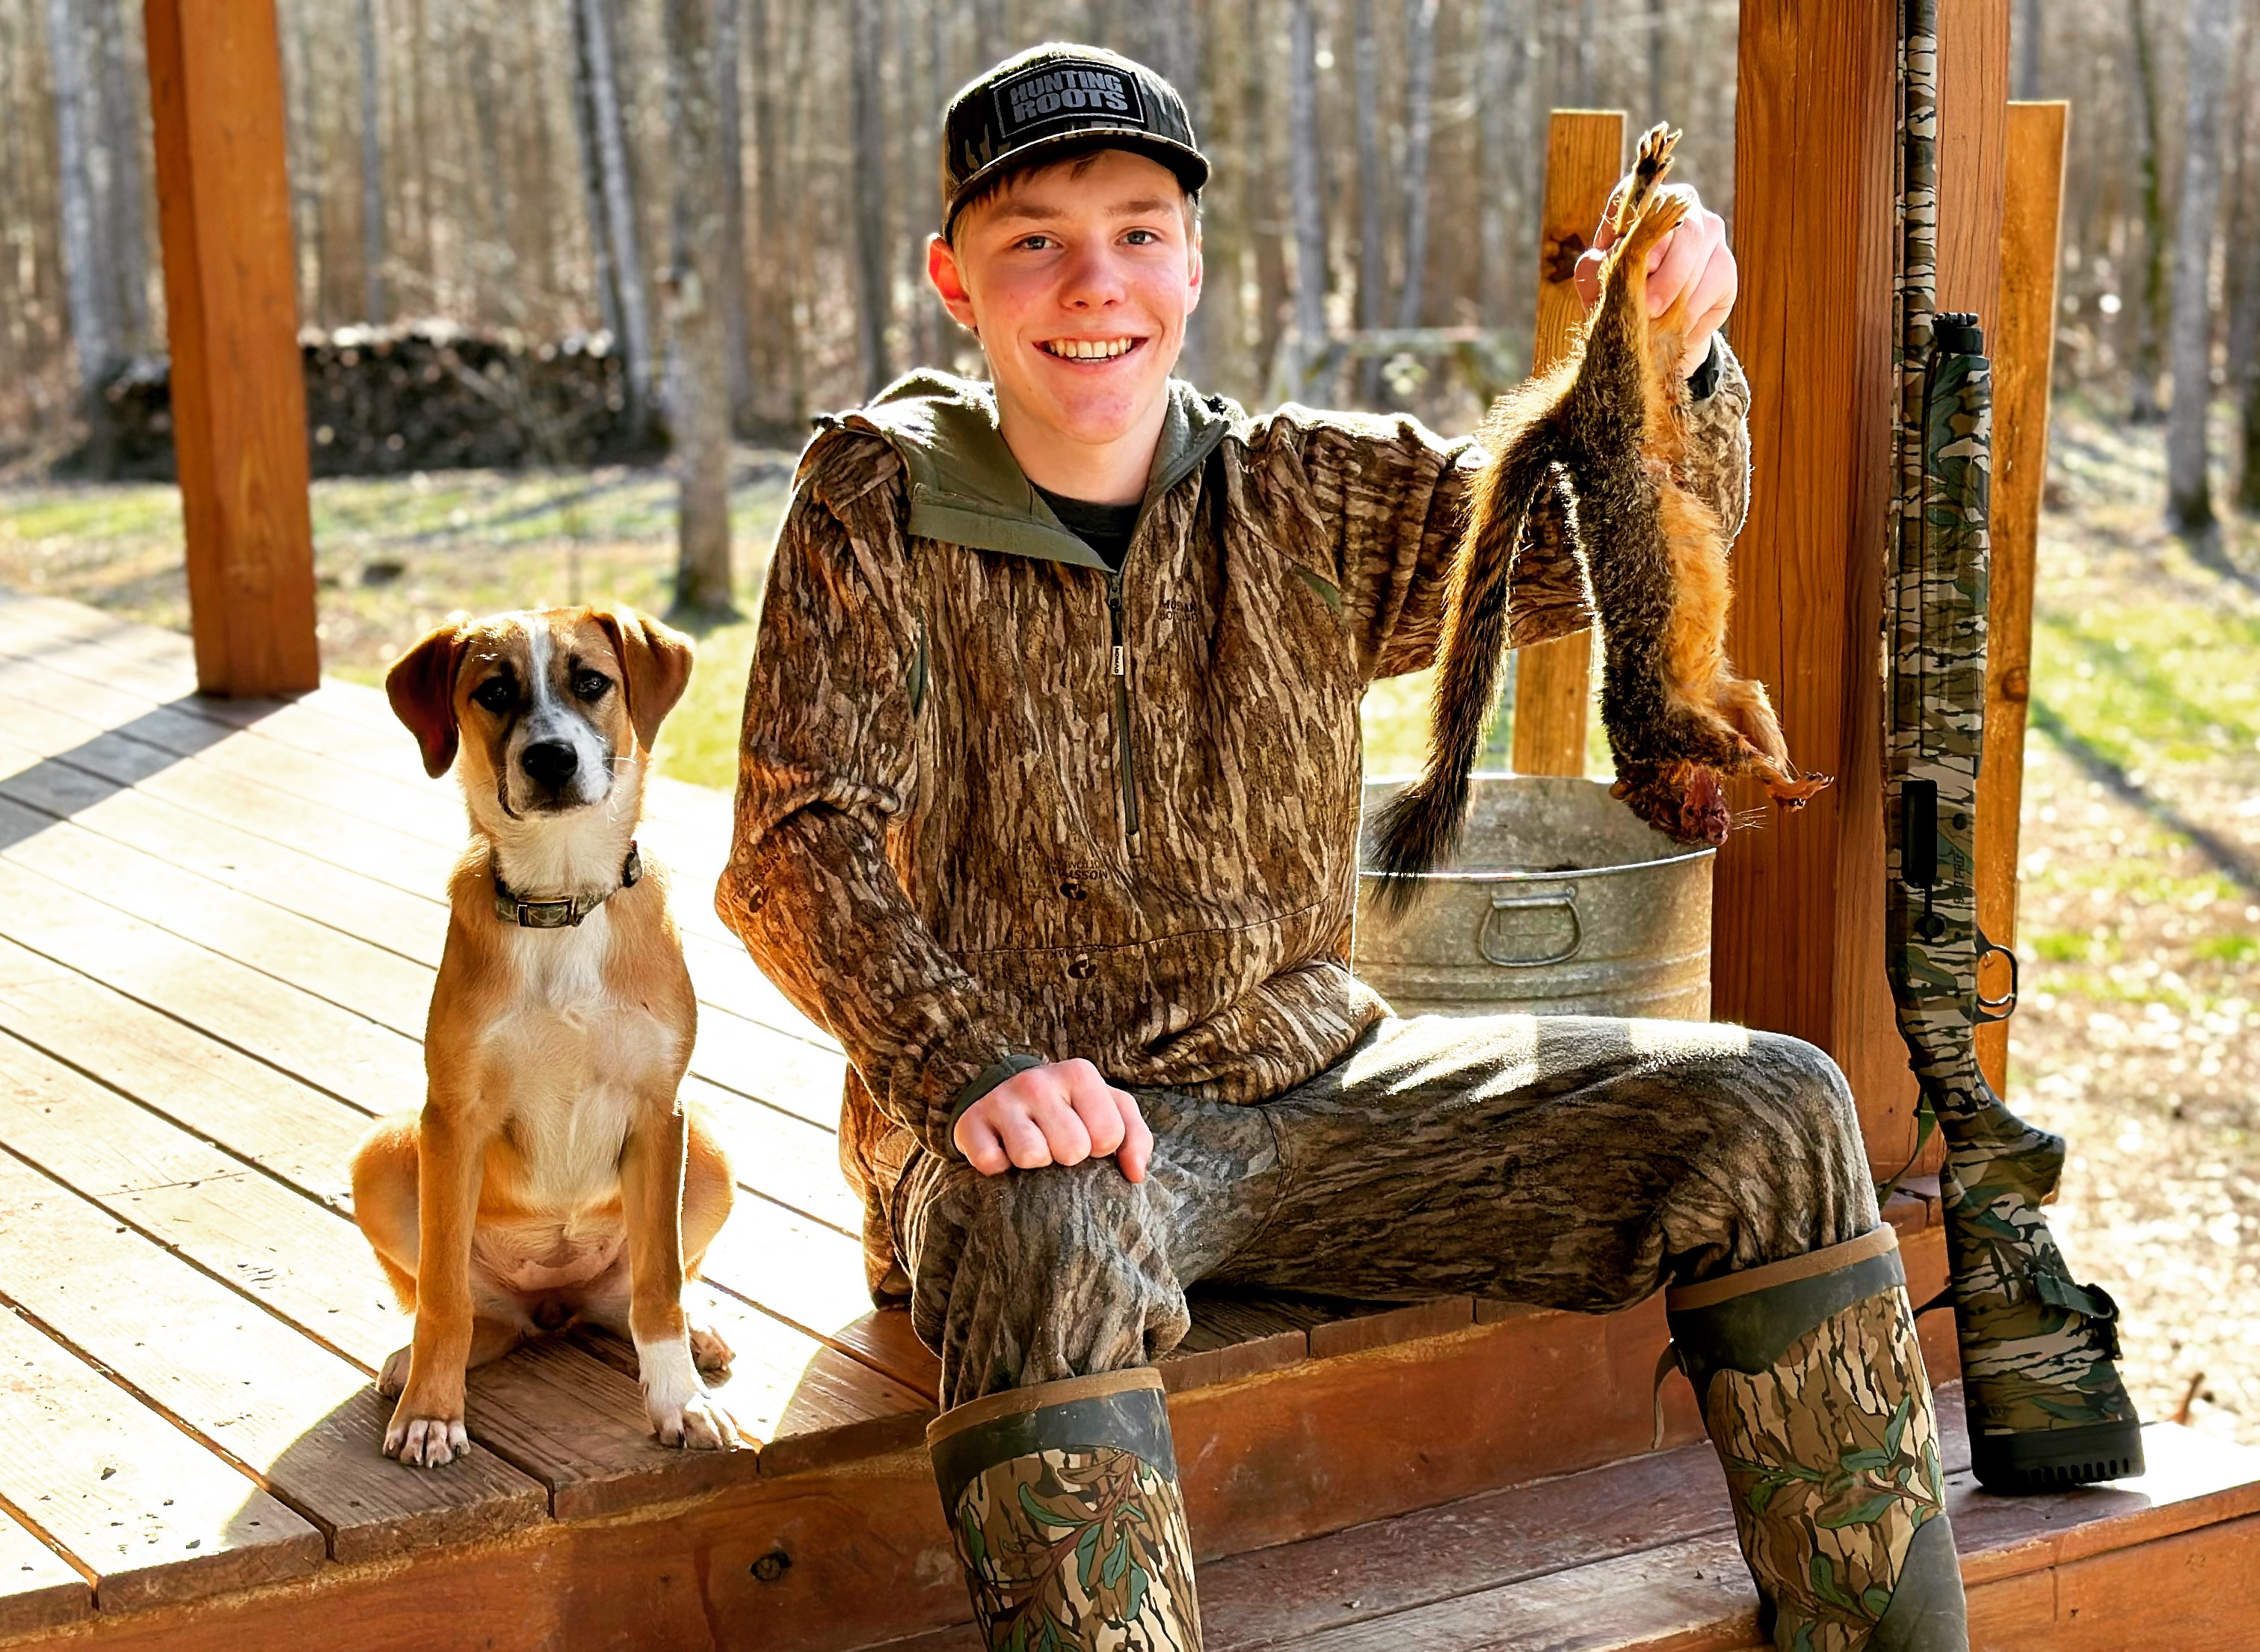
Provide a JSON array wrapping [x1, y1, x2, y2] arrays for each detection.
[[1667, 1226, 1907, 1394], [929, 1368, 1176, 1513]]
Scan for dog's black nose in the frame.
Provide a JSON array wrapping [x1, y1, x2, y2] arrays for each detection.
[[521, 741, 579, 788]]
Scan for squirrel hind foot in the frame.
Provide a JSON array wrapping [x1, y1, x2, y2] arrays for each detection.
[[1767, 772, 1835, 808], [1610, 124, 1682, 238]]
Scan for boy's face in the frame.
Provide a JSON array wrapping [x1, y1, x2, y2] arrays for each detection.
[[929, 150, 1202, 454]]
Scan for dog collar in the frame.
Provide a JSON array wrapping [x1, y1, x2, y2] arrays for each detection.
[[492, 843, 642, 928]]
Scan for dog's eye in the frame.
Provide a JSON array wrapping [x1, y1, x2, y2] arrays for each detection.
[[572, 671, 611, 702], [472, 677, 515, 713]]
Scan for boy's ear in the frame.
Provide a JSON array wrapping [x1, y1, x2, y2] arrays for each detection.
[[927, 232, 979, 333], [593, 605, 696, 753], [387, 620, 468, 778]]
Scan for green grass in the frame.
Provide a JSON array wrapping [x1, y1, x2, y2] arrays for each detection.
[[2030, 603, 2260, 773], [2193, 934, 2260, 965]]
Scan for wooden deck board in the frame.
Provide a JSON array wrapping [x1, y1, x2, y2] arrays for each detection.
[[0, 1304, 323, 1613], [0, 612, 829, 1043], [0, 991, 924, 1498], [0, 672, 849, 1126], [0, 788, 860, 1248], [0, 1138, 545, 1565], [0, 1513, 88, 1640]]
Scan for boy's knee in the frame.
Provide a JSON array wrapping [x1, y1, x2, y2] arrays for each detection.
[[1743, 1030, 1862, 1150]]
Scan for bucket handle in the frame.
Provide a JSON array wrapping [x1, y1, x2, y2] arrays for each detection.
[[1478, 887, 1583, 968]]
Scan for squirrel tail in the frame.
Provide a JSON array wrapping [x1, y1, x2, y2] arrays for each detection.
[[1368, 404, 1562, 908]]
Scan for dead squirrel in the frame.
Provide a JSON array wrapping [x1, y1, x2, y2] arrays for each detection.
[[1371, 123, 1828, 897]]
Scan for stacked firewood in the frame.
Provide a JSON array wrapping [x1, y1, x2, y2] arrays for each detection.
[[89, 321, 653, 480]]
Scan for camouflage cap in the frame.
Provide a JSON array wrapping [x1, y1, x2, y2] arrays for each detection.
[[940, 43, 1208, 234]]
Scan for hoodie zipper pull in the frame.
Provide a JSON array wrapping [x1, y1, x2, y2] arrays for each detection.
[[1106, 571, 1139, 837]]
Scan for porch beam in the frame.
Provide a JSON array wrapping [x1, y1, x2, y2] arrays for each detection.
[[144, 0, 319, 697]]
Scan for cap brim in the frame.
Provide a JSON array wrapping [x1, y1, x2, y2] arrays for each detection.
[[946, 129, 1209, 231]]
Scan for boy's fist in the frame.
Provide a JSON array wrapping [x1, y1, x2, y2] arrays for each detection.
[[1572, 180, 1737, 380], [952, 1058, 1154, 1181]]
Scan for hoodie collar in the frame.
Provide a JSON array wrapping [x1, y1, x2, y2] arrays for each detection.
[[840, 370, 1238, 569]]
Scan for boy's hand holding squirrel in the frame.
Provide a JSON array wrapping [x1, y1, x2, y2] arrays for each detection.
[[1573, 180, 1737, 377]]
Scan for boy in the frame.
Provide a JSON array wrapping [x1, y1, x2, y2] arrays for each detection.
[[721, 44, 1966, 1652]]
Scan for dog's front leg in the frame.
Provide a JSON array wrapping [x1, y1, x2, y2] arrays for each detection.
[[621, 1100, 733, 1450], [384, 1103, 486, 1467]]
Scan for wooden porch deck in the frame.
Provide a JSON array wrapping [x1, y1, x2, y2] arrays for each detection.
[[0, 588, 2253, 1651]]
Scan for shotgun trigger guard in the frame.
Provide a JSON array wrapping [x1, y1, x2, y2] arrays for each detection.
[[1975, 927, 2019, 1023]]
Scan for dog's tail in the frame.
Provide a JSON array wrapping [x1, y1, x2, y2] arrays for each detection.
[[1368, 399, 1564, 909]]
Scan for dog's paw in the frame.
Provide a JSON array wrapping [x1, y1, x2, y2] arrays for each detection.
[[377, 1345, 412, 1399], [384, 1406, 470, 1468], [651, 1387, 735, 1451], [687, 1321, 735, 1378]]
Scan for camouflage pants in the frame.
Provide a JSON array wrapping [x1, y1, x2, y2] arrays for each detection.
[[894, 1014, 1880, 1410]]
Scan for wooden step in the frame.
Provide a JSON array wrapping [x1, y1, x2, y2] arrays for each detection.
[[857, 1388, 2260, 1652]]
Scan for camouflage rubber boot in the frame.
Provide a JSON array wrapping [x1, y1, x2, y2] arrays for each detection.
[[927, 1368, 1203, 1651], [1667, 1226, 1968, 1652]]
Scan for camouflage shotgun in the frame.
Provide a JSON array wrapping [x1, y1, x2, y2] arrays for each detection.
[[1884, 0, 2145, 1494]]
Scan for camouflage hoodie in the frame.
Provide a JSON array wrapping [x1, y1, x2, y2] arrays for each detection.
[[720, 360, 1752, 1294]]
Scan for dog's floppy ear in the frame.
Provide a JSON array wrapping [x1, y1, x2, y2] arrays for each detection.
[[387, 620, 468, 778], [592, 605, 695, 753]]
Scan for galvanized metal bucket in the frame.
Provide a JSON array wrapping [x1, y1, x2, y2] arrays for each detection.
[[1352, 774, 1716, 1020]]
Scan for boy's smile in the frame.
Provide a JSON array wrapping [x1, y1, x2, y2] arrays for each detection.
[[929, 148, 1201, 505]]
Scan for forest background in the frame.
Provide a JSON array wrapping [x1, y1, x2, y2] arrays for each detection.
[[0, 0, 2256, 1446], [0, 0, 2255, 534]]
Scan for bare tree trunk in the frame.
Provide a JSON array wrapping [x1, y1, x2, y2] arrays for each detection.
[[2241, 316, 2260, 511], [280, 4, 323, 324], [1168, 0, 1208, 384], [581, 0, 656, 431], [1392, 0, 1438, 335], [849, 0, 891, 397], [1351, 0, 1384, 402], [1248, 0, 1289, 388], [1477, 0, 1518, 324], [2129, 0, 2168, 422], [1647, 0, 1666, 118], [975, 0, 1007, 64], [745, 0, 794, 424], [715, 0, 751, 425], [94, 0, 145, 345], [665, 0, 735, 613], [2232, 19, 2260, 511], [2223, 15, 2259, 401], [1287, 0, 1326, 384], [2013, 0, 2042, 99], [357, 0, 387, 323], [896, 0, 931, 370], [780, 0, 815, 421], [2165, 0, 2236, 531], [568, 0, 623, 346], [1575, 0, 1596, 107], [42, 0, 112, 396], [467, 27, 511, 314]]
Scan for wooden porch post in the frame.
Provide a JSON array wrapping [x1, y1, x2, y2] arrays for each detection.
[[1509, 111, 1624, 780], [1719, 0, 2012, 1174], [144, 0, 319, 697]]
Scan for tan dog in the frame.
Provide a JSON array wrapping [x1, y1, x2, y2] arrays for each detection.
[[351, 605, 735, 1467]]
